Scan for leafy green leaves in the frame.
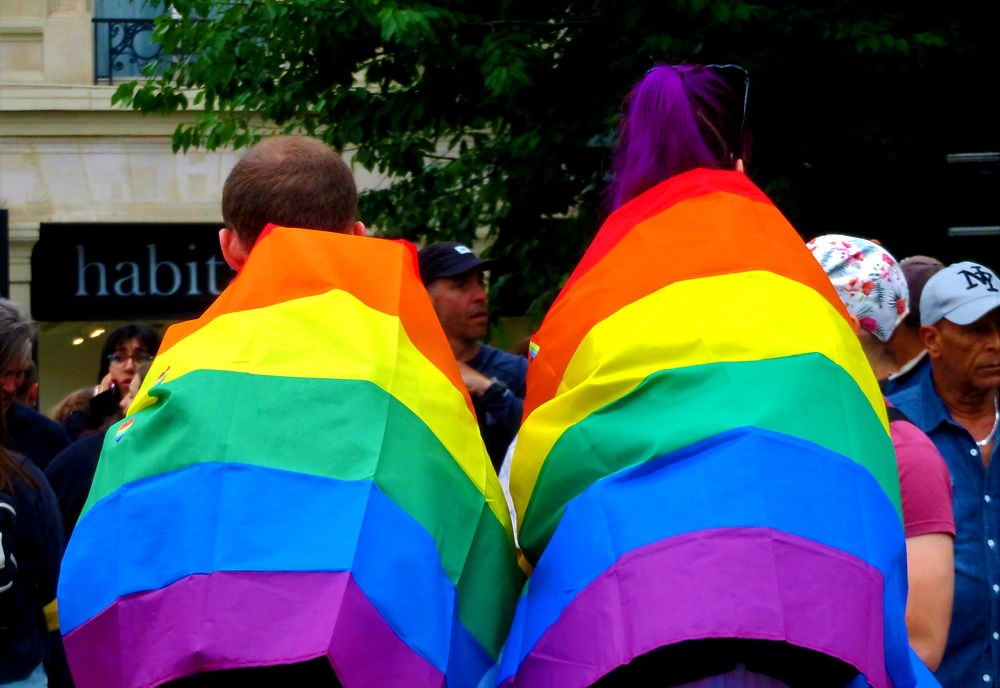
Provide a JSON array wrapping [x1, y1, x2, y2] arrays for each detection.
[[375, 4, 446, 42], [112, 0, 977, 319]]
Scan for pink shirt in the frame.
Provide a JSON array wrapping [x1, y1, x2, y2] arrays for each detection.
[[890, 417, 956, 538]]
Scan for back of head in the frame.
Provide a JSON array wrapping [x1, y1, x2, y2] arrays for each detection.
[[899, 256, 943, 329], [807, 235, 909, 342], [49, 387, 96, 425], [609, 64, 749, 210], [222, 135, 358, 247]]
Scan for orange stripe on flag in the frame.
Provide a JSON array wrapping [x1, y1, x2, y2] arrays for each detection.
[[159, 228, 472, 414], [523, 189, 851, 419]]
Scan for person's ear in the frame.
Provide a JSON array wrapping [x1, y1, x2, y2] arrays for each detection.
[[218, 228, 250, 271], [846, 311, 861, 334], [921, 324, 941, 358], [350, 221, 366, 237]]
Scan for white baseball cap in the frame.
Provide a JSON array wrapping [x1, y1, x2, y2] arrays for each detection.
[[920, 261, 1000, 326]]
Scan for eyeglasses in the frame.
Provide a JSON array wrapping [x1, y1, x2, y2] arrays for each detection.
[[107, 353, 154, 365], [705, 63, 750, 152]]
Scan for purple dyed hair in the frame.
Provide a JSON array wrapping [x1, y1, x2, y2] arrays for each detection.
[[608, 64, 749, 210]]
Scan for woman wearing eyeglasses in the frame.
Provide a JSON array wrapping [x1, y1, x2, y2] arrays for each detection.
[[62, 325, 160, 442], [96, 325, 159, 399], [503, 65, 937, 688]]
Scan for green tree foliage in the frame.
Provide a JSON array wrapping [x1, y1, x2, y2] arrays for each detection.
[[115, 0, 994, 319]]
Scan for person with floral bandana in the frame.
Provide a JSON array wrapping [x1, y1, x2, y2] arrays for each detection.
[[809, 235, 955, 670]]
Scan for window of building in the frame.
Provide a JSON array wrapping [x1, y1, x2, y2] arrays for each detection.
[[93, 0, 163, 84]]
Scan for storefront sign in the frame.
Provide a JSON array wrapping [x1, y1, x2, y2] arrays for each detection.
[[32, 223, 233, 321]]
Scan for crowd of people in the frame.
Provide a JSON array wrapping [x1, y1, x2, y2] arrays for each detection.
[[0, 62, 998, 688]]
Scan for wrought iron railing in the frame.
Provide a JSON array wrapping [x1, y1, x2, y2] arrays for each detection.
[[92, 18, 165, 85]]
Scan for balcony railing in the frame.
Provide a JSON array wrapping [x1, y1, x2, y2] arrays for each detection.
[[93, 18, 165, 85]]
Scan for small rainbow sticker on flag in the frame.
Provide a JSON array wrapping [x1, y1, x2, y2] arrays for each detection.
[[154, 366, 170, 386], [114, 418, 135, 444], [528, 340, 540, 360]]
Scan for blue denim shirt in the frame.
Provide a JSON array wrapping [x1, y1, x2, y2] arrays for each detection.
[[467, 344, 528, 470], [889, 362, 1000, 688]]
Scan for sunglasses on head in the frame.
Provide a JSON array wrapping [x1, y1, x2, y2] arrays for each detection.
[[649, 63, 750, 159], [705, 63, 750, 149]]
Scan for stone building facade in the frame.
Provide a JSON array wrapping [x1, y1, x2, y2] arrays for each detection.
[[1, 1, 246, 405]]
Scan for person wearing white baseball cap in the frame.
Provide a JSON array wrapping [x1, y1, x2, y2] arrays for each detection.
[[888, 260, 1000, 688], [921, 262, 1000, 330]]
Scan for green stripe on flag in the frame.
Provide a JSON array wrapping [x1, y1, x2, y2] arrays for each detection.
[[84, 369, 522, 657], [519, 353, 899, 560]]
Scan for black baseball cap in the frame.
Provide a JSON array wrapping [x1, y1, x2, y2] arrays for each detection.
[[417, 242, 498, 286]]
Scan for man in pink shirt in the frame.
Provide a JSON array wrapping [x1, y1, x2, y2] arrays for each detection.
[[810, 235, 956, 670]]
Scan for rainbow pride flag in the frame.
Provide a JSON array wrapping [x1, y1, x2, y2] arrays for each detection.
[[58, 226, 523, 688], [499, 169, 932, 688]]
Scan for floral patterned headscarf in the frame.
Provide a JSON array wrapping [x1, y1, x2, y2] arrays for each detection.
[[807, 234, 909, 342]]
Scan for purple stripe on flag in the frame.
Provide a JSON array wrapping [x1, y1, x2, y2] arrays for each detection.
[[63, 570, 444, 688], [502, 527, 887, 688]]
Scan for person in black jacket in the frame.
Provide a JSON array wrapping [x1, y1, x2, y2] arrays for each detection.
[[0, 300, 69, 472], [0, 326, 64, 686], [418, 242, 527, 471]]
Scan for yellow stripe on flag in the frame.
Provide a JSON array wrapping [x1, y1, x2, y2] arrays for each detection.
[[511, 270, 887, 524], [131, 288, 508, 527]]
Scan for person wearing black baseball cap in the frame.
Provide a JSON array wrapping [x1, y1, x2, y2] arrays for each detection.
[[418, 242, 527, 471]]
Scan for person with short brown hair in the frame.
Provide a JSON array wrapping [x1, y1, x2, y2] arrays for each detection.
[[219, 135, 364, 267], [61, 135, 512, 688], [61, 136, 366, 688]]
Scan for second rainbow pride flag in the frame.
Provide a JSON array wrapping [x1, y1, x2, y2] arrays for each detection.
[[501, 168, 926, 688]]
